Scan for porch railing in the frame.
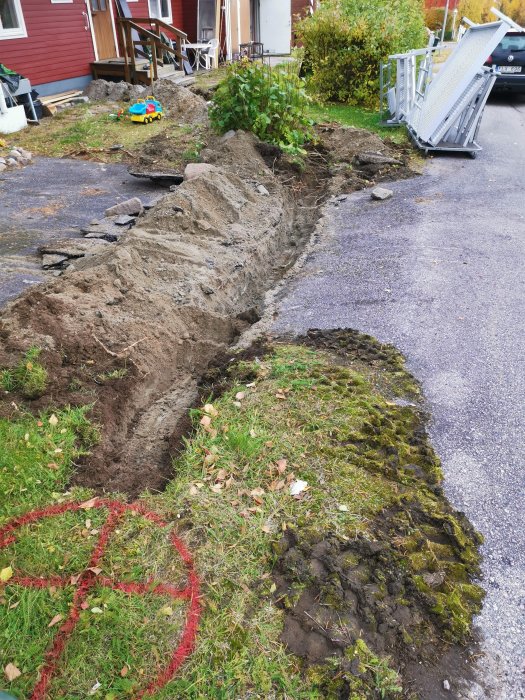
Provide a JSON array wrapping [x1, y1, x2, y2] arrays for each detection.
[[117, 17, 188, 84]]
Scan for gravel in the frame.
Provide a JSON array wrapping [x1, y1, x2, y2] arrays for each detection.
[[273, 96, 525, 698]]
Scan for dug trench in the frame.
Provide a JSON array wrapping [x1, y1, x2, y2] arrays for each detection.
[[0, 124, 415, 496]]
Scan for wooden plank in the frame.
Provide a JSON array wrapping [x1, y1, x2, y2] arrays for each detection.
[[40, 90, 82, 105]]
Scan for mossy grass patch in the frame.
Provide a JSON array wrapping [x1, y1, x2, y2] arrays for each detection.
[[1, 332, 484, 698]]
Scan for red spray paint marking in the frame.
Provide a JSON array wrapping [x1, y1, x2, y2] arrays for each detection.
[[0, 499, 201, 700]]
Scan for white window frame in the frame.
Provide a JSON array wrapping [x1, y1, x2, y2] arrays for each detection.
[[148, 0, 172, 24], [51, 0, 74, 4], [0, 0, 28, 39]]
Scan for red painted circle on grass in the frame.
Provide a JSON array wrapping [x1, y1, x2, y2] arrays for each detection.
[[0, 499, 201, 700]]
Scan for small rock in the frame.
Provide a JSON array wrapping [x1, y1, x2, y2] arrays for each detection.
[[357, 151, 401, 166], [371, 187, 393, 201], [8, 149, 21, 158], [0, 157, 6, 164], [200, 284, 214, 295], [114, 214, 135, 226], [220, 129, 236, 142], [196, 219, 211, 231], [105, 197, 143, 217], [256, 184, 270, 196], [53, 270, 63, 277], [109, 144, 124, 151], [335, 194, 348, 202], [17, 147, 32, 160], [443, 679, 451, 691], [6, 158, 19, 167], [0, 163, 6, 173], [184, 163, 217, 181]]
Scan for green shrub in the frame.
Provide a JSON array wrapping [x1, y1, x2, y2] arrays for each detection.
[[209, 59, 313, 154], [297, 0, 427, 107], [1, 347, 48, 399]]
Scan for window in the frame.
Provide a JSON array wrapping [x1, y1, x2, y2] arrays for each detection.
[[148, 0, 171, 23], [90, 0, 107, 11], [0, 0, 27, 39]]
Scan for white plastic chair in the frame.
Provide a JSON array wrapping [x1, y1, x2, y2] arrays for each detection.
[[202, 38, 219, 70]]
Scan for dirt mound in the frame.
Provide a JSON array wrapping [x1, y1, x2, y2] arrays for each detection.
[[0, 133, 302, 495], [152, 79, 208, 123], [84, 79, 147, 103], [84, 78, 208, 124]]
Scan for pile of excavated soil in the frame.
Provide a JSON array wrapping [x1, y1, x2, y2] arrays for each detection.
[[84, 78, 208, 124], [0, 132, 309, 495], [0, 124, 417, 498]]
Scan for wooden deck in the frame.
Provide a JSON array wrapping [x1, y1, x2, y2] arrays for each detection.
[[90, 58, 192, 85]]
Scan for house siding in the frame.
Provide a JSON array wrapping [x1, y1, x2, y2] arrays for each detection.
[[180, 0, 196, 40], [1, 0, 96, 86]]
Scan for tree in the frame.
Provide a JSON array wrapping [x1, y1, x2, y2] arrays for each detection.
[[499, 0, 525, 26], [457, 0, 492, 24]]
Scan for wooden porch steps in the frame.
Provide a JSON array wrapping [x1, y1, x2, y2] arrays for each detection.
[[90, 58, 194, 86]]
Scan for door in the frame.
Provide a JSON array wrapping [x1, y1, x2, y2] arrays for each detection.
[[258, 0, 290, 54], [90, 0, 117, 59]]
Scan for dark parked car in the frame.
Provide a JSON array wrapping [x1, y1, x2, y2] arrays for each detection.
[[486, 31, 525, 93]]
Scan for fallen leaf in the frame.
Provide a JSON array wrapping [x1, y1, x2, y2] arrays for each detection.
[[289, 480, 309, 496], [265, 441, 274, 448], [160, 606, 173, 616], [210, 483, 223, 493], [200, 415, 212, 428], [249, 429, 257, 438], [24, 433, 29, 442], [47, 462, 59, 470], [269, 582, 277, 593], [261, 525, 272, 534], [37, 421, 43, 427], [80, 601, 89, 610], [120, 666, 129, 677], [90, 607, 103, 614], [275, 392, 286, 400], [276, 459, 287, 474], [235, 391, 245, 400], [4, 663, 21, 682], [48, 613, 63, 628], [338, 504, 349, 512], [88, 567, 102, 575], [70, 574, 81, 585], [0, 567, 13, 583], [204, 453, 217, 467], [54, 448, 63, 454], [80, 498, 98, 509], [26, 362, 33, 371], [246, 382, 256, 388], [189, 485, 199, 496], [60, 428, 67, 434], [215, 468, 228, 482], [269, 480, 285, 492], [9, 601, 20, 610], [203, 403, 218, 416], [250, 487, 265, 498], [49, 414, 59, 426], [85, 519, 92, 529], [233, 401, 242, 408]]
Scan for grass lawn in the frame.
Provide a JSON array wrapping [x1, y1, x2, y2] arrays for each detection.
[[1, 103, 207, 169], [0, 339, 483, 699], [307, 102, 408, 144]]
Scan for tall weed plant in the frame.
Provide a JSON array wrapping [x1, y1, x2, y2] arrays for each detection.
[[298, 0, 427, 107], [210, 60, 313, 154]]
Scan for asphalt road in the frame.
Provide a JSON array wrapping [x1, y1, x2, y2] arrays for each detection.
[[274, 96, 525, 697], [0, 158, 162, 307]]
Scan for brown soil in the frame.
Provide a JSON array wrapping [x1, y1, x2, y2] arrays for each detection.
[[0, 121, 417, 498]]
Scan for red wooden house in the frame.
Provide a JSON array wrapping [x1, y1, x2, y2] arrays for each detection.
[[0, 0, 188, 95], [0, 0, 310, 96]]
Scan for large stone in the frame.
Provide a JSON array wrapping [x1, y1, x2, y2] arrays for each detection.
[[371, 187, 393, 201], [356, 152, 401, 166], [184, 163, 217, 181], [105, 197, 143, 217]]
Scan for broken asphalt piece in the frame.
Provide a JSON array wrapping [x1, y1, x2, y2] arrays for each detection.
[[105, 197, 143, 217], [184, 163, 217, 181], [42, 253, 68, 269], [371, 187, 393, 201], [114, 215, 136, 226], [39, 238, 110, 259], [128, 169, 183, 187]]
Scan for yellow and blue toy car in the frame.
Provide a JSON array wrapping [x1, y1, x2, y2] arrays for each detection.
[[129, 96, 163, 124]]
